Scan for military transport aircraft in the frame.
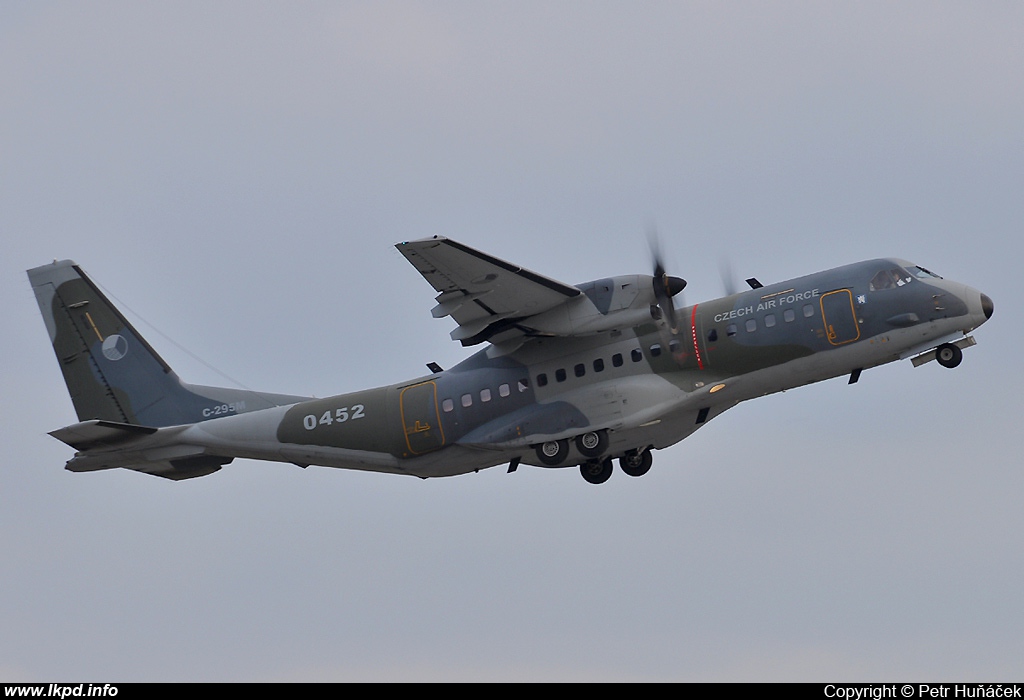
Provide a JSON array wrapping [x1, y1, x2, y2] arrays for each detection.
[[28, 237, 993, 484]]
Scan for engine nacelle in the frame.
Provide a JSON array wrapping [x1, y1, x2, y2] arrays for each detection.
[[524, 275, 663, 336]]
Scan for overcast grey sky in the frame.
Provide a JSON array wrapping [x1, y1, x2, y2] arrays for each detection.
[[2, 1, 1022, 681]]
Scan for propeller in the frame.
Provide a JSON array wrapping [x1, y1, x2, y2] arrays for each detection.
[[718, 257, 738, 297], [647, 228, 687, 334]]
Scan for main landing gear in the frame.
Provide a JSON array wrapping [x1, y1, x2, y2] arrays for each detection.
[[575, 430, 608, 458], [533, 431, 655, 484], [579, 449, 653, 484], [535, 438, 570, 466], [619, 449, 653, 478], [580, 458, 613, 484], [533, 430, 609, 467]]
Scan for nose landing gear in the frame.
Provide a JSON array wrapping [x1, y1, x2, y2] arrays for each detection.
[[935, 343, 963, 369]]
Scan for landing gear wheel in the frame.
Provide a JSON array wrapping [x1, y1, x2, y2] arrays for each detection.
[[936, 343, 963, 369], [575, 430, 608, 458], [535, 439, 569, 466], [580, 458, 613, 485], [620, 449, 653, 478]]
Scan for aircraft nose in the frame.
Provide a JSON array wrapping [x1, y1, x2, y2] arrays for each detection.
[[962, 285, 993, 328], [981, 293, 994, 320]]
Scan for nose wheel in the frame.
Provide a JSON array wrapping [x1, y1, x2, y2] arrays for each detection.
[[936, 343, 963, 369]]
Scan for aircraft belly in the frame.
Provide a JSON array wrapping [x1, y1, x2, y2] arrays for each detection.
[[180, 402, 402, 472], [457, 400, 590, 448], [624, 403, 734, 451], [698, 321, 972, 404]]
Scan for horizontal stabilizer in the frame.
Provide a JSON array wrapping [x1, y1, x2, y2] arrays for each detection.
[[65, 456, 230, 481], [64, 441, 232, 481], [50, 420, 157, 451], [127, 455, 230, 481]]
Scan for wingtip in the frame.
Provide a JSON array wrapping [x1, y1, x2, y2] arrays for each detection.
[[396, 235, 450, 248]]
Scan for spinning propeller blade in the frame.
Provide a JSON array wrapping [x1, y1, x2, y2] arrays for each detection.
[[647, 228, 686, 334]]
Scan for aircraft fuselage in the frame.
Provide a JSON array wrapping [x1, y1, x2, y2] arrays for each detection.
[[30, 248, 992, 483]]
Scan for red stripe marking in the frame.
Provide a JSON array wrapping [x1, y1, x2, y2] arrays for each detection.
[[690, 304, 704, 370]]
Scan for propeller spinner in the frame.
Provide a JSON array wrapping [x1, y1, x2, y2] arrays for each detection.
[[652, 257, 686, 334]]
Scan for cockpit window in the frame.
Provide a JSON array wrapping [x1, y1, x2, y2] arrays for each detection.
[[907, 265, 942, 280], [870, 268, 914, 291]]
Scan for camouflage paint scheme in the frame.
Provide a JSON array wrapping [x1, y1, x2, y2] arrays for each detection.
[[28, 238, 993, 483]]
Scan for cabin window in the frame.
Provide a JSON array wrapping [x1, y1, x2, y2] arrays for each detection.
[[480, 388, 492, 402], [461, 394, 473, 408], [593, 358, 605, 372], [518, 378, 529, 392], [499, 383, 510, 398], [745, 319, 757, 332], [803, 304, 815, 318], [442, 398, 454, 413], [764, 313, 776, 328], [650, 344, 662, 357], [726, 324, 737, 336], [574, 363, 585, 378], [707, 329, 718, 342], [669, 339, 682, 353], [555, 368, 567, 383], [612, 353, 623, 367], [783, 309, 795, 323], [537, 373, 548, 387], [631, 348, 643, 362]]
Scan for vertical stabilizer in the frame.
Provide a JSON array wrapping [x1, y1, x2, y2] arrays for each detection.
[[28, 261, 308, 427]]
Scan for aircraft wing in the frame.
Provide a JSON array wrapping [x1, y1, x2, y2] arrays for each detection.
[[396, 237, 581, 347]]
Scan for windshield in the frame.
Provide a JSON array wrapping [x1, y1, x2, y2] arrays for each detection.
[[907, 265, 942, 280], [870, 267, 914, 291], [870, 264, 944, 291]]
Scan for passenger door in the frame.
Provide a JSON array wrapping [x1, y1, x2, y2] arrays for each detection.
[[820, 289, 861, 345], [399, 381, 446, 455]]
